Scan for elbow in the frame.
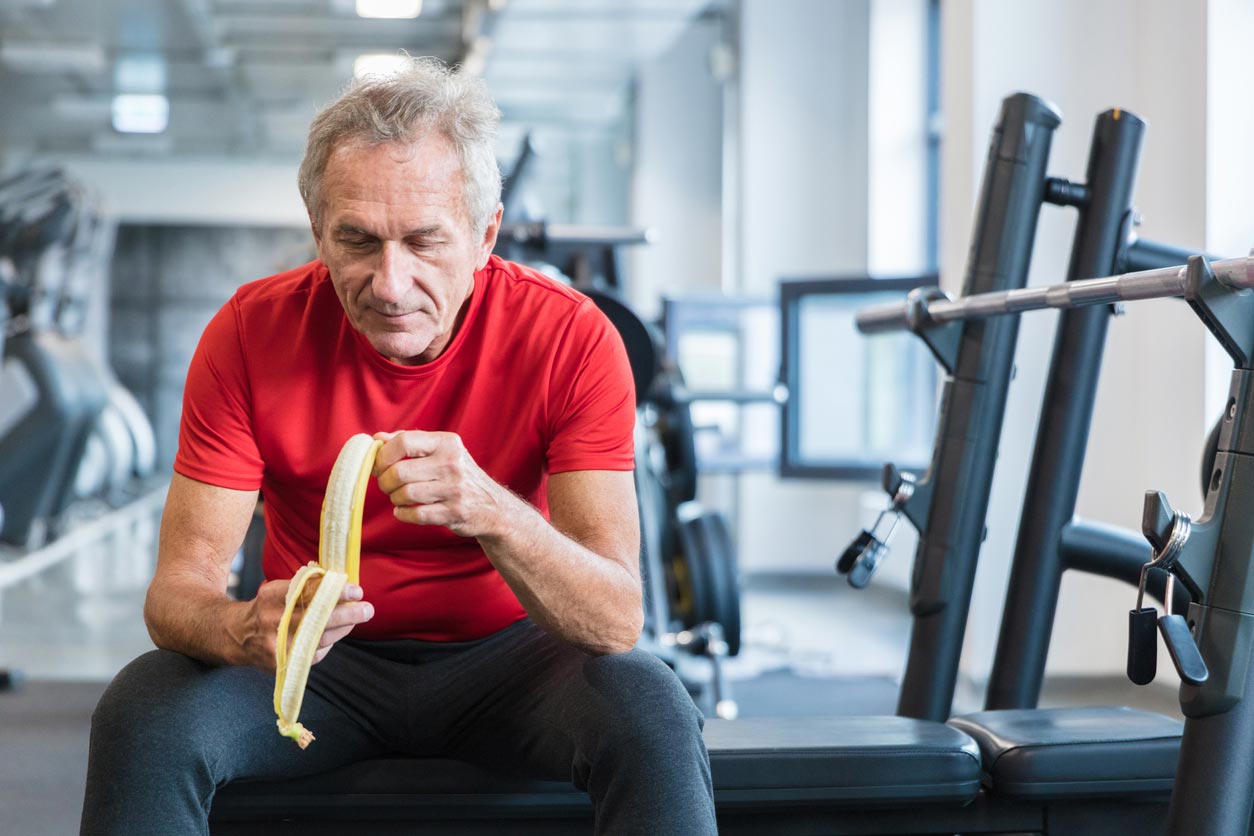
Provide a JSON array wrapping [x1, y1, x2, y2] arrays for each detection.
[[142, 586, 165, 649], [142, 581, 178, 651], [588, 602, 644, 657]]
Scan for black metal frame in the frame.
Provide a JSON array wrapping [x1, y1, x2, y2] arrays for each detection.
[[778, 275, 938, 481], [983, 107, 1154, 710], [891, 93, 1062, 721], [1157, 258, 1254, 835]]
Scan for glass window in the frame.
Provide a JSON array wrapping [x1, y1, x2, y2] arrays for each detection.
[[780, 277, 937, 479]]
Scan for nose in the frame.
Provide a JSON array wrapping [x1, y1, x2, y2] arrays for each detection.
[[371, 241, 410, 305]]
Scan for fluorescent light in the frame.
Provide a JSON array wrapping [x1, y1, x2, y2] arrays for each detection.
[[355, 0, 421, 18], [115, 54, 166, 94], [353, 53, 409, 79], [112, 94, 169, 134]]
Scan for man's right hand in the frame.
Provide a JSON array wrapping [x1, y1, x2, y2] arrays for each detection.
[[238, 579, 375, 672]]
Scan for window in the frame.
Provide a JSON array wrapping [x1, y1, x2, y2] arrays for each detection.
[[661, 296, 780, 473], [779, 276, 937, 479]]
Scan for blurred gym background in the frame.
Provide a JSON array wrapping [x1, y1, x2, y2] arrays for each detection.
[[0, 0, 1251, 831]]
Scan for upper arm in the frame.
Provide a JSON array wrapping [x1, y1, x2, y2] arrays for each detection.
[[174, 298, 265, 491], [545, 301, 636, 474], [547, 470, 640, 580], [154, 472, 259, 593]]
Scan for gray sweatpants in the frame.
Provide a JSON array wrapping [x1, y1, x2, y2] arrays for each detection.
[[79, 618, 716, 835]]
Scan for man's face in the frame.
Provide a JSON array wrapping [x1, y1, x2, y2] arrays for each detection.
[[313, 135, 501, 365]]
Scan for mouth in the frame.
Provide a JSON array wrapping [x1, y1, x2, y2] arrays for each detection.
[[372, 308, 424, 323]]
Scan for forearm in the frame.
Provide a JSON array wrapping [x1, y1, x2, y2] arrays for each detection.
[[144, 572, 256, 667], [479, 496, 642, 656]]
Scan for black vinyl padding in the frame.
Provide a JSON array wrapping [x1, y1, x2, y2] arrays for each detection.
[[948, 706, 1183, 800], [213, 758, 588, 821], [212, 716, 981, 822], [704, 716, 980, 804]]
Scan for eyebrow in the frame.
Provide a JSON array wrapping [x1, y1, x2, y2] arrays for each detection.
[[332, 223, 445, 238]]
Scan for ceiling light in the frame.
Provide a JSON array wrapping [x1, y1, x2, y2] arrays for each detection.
[[356, 0, 422, 18], [112, 94, 169, 134], [353, 53, 409, 79], [115, 54, 167, 94]]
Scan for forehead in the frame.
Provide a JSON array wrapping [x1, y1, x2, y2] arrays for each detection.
[[321, 136, 466, 221]]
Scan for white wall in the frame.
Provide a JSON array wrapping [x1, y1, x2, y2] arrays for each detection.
[[629, 16, 725, 320], [867, 0, 929, 275], [1204, 0, 1254, 414], [739, 0, 871, 288], [941, 0, 1222, 684], [732, 0, 876, 574], [29, 155, 311, 228]]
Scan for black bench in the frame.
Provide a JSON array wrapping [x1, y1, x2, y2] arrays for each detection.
[[211, 715, 983, 835]]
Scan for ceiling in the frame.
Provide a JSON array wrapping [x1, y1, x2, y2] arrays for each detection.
[[0, 0, 716, 162]]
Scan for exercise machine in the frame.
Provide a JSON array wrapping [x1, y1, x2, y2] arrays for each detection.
[[586, 286, 742, 718], [835, 91, 1059, 721], [0, 168, 157, 545], [862, 250, 1254, 835]]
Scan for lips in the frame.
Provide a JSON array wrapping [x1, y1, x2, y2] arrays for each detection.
[[372, 308, 422, 323]]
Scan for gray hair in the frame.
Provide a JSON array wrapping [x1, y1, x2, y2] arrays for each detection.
[[298, 56, 502, 235]]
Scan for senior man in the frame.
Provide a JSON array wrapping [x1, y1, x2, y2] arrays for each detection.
[[80, 57, 716, 836]]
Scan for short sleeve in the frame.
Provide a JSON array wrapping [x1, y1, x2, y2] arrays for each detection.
[[172, 297, 265, 490], [545, 299, 636, 474]]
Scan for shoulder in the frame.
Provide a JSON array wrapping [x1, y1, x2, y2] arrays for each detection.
[[232, 259, 329, 311], [482, 256, 591, 313], [480, 255, 606, 335], [224, 259, 338, 342]]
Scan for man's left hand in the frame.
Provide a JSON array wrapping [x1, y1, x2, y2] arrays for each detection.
[[372, 430, 515, 539]]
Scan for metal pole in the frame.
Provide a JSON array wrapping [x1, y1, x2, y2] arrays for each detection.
[[857, 255, 1252, 334], [497, 222, 655, 248], [982, 109, 1145, 711], [894, 92, 1060, 722]]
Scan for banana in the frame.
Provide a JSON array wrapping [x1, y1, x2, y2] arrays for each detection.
[[273, 433, 383, 748]]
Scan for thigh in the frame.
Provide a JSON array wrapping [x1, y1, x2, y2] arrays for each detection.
[[94, 645, 395, 786], [426, 622, 701, 783]]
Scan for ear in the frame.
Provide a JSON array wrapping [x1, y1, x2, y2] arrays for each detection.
[[310, 214, 326, 262], [475, 203, 504, 270]]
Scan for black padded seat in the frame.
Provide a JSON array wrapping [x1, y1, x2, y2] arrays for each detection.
[[213, 757, 589, 822], [212, 716, 981, 827], [948, 706, 1183, 800], [705, 716, 981, 805]]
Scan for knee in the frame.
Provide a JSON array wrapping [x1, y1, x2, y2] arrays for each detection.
[[90, 650, 229, 766], [583, 650, 704, 749]]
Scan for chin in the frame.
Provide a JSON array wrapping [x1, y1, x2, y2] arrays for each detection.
[[369, 332, 434, 364]]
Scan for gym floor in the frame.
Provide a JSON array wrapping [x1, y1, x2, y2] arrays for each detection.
[[0, 553, 1181, 834]]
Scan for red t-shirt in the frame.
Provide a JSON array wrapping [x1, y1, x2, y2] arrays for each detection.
[[173, 255, 635, 642]]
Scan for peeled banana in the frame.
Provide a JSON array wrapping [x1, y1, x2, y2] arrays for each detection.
[[273, 432, 383, 748]]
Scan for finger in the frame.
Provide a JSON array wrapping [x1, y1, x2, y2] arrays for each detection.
[[257, 578, 291, 605], [323, 601, 375, 631], [394, 503, 456, 528], [385, 479, 448, 508], [376, 456, 447, 495], [317, 622, 356, 650], [341, 583, 363, 602], [373, 431, 443, 473]]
